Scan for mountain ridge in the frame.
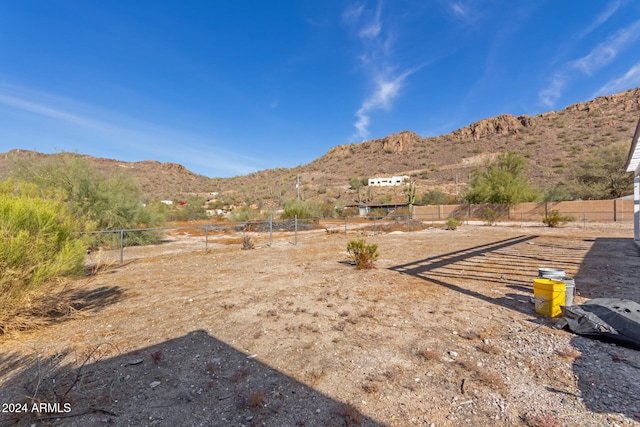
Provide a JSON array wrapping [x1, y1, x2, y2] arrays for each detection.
[[2, 88, 639, 207]]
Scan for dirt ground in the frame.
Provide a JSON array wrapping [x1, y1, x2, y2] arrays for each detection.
[[1, 222, 639, 427]]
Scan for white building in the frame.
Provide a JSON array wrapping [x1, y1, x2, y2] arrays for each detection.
[[625, 117, 640, 245], [368, 175, 410, 187]]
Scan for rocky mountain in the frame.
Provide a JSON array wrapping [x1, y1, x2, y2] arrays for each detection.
[[1, 88, 639, 208]]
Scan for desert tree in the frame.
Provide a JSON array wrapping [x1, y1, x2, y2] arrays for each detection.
[[567, 142, 633, 199], [465, 152, 539, 206]]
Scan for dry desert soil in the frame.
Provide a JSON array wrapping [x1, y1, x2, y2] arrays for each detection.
[[1, 221, 639, 427]]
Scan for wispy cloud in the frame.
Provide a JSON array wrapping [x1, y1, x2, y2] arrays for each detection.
[[539, 73, 567, 108], [344, 2, 415, 140], [539, 18, 640, 107], [593, 62, 640, 97], [572, 20, 640, 74], [0, 92, 105, 130], [450, 2, 469, 19], [578, 0, 621, 38], [0, 84, 262, 176], [354, 70, 413, 138]]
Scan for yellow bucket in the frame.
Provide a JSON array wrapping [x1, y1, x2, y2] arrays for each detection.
[[533, 278, 566, 317]]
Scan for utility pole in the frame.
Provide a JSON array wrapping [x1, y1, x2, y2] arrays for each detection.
[[296, 174, 300, 201]]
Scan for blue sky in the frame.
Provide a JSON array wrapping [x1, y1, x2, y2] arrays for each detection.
[[1, 1, 640, 178]]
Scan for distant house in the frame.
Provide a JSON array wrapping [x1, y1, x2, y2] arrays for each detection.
[[160, 200, 173, 206], [368, 175, 410, 187]]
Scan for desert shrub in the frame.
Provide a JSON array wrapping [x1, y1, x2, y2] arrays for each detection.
[[167, 197, 208, 221], [346, 239, 379, 269], [229, 205, 261, 222], [542, 210, 573, 227], [280, 199, 323, 219], [446, 217, 461, 230], [0, 188, 86, 329], [241, 235, 255, 250], [368, 208, 387, 218], [420, 190, 449, 205], [11, 153, 164, 247], [481, 207, 503, 226]]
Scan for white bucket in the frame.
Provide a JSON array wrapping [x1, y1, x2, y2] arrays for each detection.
[[561, 277, 575, 306], [538, 267, 565, 279]]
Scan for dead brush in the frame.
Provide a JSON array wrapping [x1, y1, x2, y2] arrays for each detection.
[[85, 249, 116, 276], [417, 348, 440, 361], [247, 389, 266, 408], [457, 358, 506, 391], [361, 381, 380, 394], [241, 234, 255, 250], [337, 402, 363, 426], [231, 366, 250, 383], [556, 347, 581, 359], [0, 280, 80, 336]]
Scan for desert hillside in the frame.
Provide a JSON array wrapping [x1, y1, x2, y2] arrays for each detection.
[[1, 88, 639, 206]]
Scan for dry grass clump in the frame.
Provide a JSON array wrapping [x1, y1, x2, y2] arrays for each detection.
[[337, 402, 363, 426], [556, 347, 581, 359], [362, 381, 381, 394], [417, 348, 440, 361], [241, 235, 255, 250], [478, 343, 504, 356], [247, 389, 265, 408], [231, 366, 250, 383], [0, 282, 80, 336], [457, 359, 506, 391], [382, 365, 405, 382]]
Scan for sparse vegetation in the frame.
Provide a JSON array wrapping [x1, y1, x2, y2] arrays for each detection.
[[0, 180, 86, 333], [337, 402, 363, 426], [480, 206, 503, 225], [241, 234, 255, 250], [568, 142, 633, 199], [542, 210, 573, 227], [446, 217, 461, 230], [346, 239, 379, 269]]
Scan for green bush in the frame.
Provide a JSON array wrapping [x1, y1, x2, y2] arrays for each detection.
[[11, 154, 165, 247], [280, 199, 323, 219], [445, 217, 461, 230], [0, 188, 86, 325], [229, 205, 261, 222], [346, 239, 379, 269], [542, 210, 574, 227]]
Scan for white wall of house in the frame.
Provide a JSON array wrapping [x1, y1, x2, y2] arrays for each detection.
[[625, 117, 640, 243]]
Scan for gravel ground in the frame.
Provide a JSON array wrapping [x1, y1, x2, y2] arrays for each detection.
[[0, 223, 639, 427]]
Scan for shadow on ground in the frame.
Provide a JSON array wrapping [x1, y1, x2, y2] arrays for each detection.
[[388, 235, 547, 317], [389, 234, 640, 424], [0, 330, 385, 426], [570, 237, 640, 422]]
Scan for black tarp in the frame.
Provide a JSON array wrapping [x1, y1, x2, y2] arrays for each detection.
[[560, 298, 640, 350]]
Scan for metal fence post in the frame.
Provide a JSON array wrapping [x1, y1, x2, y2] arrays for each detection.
[[373, 217, 376, 234], [205, 224, 209, 253], [294, 215, 298, 245], [583, 212, 586, 229], [344, 217, 347, 236], [269, 215, 273, 246], [119, 230, 124, 265], [431, 213, 434, 228]]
